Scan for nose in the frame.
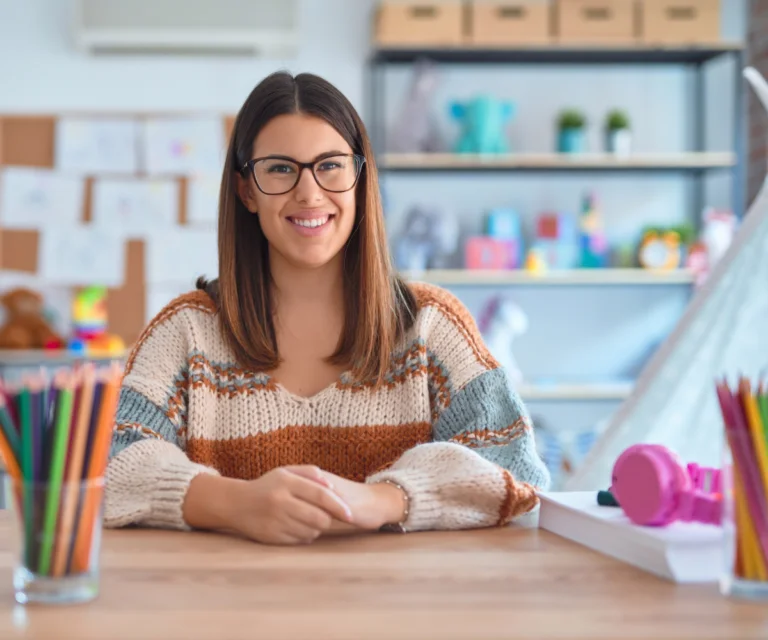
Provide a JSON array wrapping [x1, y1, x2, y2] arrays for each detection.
[[293, 166, 323, 203]]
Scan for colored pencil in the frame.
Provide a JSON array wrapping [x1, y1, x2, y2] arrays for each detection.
[[52, 366, 95, 577], [718, 378, 768, 583], [0, 395, 20, 464], [37, 373, 75, 576], [71, 365, 121, 573], [17, 385, 35, 569]]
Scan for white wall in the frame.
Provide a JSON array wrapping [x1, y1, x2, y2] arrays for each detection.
[[0, 0, 375, 113]]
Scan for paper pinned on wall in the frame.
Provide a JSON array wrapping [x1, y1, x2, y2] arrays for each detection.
[[142, 117, 226, 176], [55, 118, 139, 174], [38, 226, 126, 287], [0, 167, 84, 230], [92, 178, 179, 237], [186, 175, 220, 227], [146, 228, 218, 284]]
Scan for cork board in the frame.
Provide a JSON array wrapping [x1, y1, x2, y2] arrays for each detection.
[[0, 113, 234, 346]]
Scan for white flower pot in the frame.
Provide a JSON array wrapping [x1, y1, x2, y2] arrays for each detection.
[[606, 129, 632, 156]]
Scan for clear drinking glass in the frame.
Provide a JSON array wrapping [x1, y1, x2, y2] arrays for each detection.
[[719, 440, 768, 600], [6, 477, 105, 605]]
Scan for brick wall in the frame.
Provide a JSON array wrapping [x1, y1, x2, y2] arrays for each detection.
[[749, 0, 768, 208]]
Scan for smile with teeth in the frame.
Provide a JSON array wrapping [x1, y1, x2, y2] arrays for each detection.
[[288, 215, 332, 228]]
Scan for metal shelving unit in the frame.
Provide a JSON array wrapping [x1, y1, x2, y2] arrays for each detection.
[[368, 43, 747, 220], [366, 43, 746, 412]]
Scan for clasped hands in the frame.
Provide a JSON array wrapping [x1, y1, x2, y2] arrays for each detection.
[[184, 465, 408, 545]]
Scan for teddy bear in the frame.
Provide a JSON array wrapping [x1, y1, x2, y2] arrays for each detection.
[[0, 288, 63, 350]]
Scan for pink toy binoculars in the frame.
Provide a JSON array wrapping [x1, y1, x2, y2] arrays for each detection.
[[610, 444, 722, 527]]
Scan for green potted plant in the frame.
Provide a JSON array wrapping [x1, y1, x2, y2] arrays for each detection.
[[557, 109, 586, 154], [605, 109, 631, 156]]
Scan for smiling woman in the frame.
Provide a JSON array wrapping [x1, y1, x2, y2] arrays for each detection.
[[103, 71, 550, 546]]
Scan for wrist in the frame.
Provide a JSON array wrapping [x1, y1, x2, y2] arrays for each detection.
[[372, 480, 409, 530], [182, 473, 244, 531]]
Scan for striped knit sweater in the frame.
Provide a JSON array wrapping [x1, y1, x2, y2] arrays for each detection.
[[105, 282, 550, 532]]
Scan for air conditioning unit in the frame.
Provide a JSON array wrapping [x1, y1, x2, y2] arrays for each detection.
[[73, 0, 298, 56]]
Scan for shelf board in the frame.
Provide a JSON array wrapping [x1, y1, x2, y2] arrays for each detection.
[[380, 152, 735, 173], [372, 43, 744, 65], [519, 381, 633, 401], [401, 269, 696, 286]]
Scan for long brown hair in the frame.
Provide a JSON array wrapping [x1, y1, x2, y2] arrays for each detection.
[[199, 71, 417, 383]]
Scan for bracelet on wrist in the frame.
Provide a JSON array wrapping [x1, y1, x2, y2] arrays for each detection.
[[376, 479, 410, 534]]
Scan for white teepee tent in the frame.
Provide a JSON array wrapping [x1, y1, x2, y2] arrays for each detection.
[[566, 67, 768, 490]]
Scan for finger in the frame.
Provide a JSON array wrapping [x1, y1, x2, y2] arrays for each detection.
[[289, 475, 353, 523], [283, 465, 334, 489], [282, 518, 322, 544], [287, 499, 334, 532]]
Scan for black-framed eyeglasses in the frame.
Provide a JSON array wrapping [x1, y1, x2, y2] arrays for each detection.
[[240, 153, 366, 195]]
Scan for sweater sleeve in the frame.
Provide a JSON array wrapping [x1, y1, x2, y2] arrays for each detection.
[[104, 294, 219, 531], [366, 285, 550, 532]]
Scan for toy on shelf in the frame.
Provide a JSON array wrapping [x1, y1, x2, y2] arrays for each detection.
[[557, 109, 586, 154], [637, 223, 694, 270], [451, 96, 515, 154], [638, 229, 682, 270], [535, 418, 600, 490], [69, 286, 125, 356], [477, 296, 527, 386], [485, 208, 524, 268], [0, 288, 64, 350], [530, 212, 579, 269], [394, 205, 460, 271], [578, 192, 609, 268], [465, 237, 514, 270], [682, 208, 737, 285], [701, 207, 737, 267], [524, 247, 548, 274], [388, 59, 442, 153]]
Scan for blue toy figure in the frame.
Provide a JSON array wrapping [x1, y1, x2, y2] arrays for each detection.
[[451, 96, 515, 154]]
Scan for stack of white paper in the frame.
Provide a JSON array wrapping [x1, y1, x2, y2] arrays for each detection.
[[538, 492, 724, 583]]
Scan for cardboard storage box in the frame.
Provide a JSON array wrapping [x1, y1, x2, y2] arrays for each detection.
[[641, 0, 719, 44], [375, 1, 466, 47], [470, 1, 553, 46], [555, 0, 638, 44]]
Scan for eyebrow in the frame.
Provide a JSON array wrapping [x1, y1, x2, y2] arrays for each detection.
[[257, 150, 349, 162]]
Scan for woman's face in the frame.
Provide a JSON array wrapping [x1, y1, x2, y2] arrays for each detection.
[[237, 113, 359, 271]]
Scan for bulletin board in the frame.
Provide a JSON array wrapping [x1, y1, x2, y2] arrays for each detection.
[[0, 114, 237, 346]]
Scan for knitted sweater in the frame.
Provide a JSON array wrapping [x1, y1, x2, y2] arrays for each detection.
[[105, 282, 550, 532]]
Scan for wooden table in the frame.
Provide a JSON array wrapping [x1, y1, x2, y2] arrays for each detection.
[[0, 513, 766, 640]]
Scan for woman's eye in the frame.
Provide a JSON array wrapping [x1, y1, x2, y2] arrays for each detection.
[[267, 164, 295, 174], [317, 161, 342, 171]]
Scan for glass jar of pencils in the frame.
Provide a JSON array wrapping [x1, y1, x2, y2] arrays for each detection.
[[717, 378, 768, 600], [6, 477, 105, 605], [0, 362, 122, 605]]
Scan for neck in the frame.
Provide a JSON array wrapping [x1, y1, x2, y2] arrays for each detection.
[[269, 251, 345, 307]]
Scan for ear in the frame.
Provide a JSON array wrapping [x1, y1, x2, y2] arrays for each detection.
[[236, 172, 259, 214], [450, 103, 466, 119]]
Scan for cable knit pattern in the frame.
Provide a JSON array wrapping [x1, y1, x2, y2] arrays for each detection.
[[105, 283, 550, 532]]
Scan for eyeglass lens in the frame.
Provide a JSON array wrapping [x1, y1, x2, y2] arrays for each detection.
[[253, 155, 362, 194]]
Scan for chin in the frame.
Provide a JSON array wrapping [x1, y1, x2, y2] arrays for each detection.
[[287, 250, 340, 270]]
